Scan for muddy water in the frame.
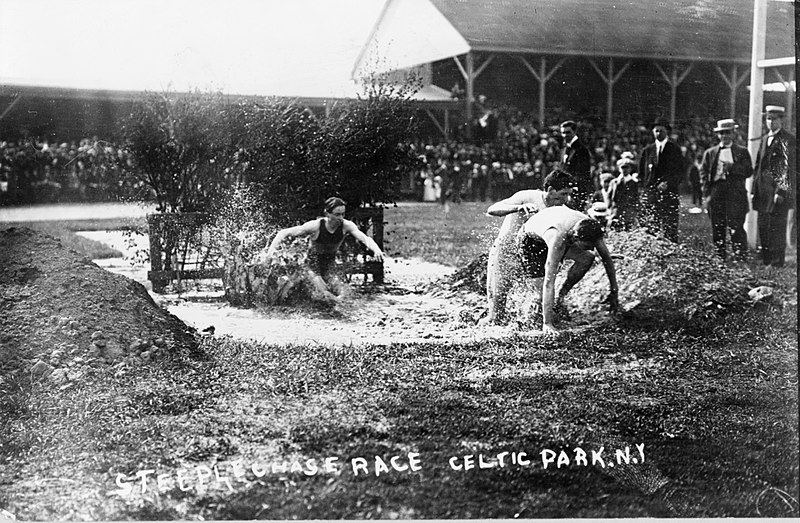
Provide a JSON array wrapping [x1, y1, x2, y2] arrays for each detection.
[[77, 231, 526, 346]]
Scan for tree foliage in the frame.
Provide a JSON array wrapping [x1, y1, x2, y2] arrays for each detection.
[[225, 100, 322, 225], [121, 74, 421, 225], [121, 91, 240, 213], [308, 73, 422, 216]]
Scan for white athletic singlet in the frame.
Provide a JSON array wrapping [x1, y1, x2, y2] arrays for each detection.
[[522, 205, 588, 238]]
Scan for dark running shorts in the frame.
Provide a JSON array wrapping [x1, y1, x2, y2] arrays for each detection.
[[517, 233, 548, 278], [307, 251, 337, 280]]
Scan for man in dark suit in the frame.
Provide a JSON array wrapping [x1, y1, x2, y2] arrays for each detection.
[[752, 105, 796, 267], [638, 117, 684, 242], [559, 120, 592, 210], [700, 118, 752, 261]]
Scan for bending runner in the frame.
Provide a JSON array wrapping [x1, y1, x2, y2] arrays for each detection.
[[483, 169, 574, 325], [265, 197, 384, 302], [517, 205, 619, 333]]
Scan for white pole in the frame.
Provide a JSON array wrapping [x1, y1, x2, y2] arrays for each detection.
[[745, 0, 767, 250]]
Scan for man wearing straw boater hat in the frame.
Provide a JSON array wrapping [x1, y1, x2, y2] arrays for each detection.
[[699, 118, 753, 261], [752, 105, 796, 267]]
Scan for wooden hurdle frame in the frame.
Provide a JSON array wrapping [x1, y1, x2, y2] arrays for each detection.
[[146, 207, 385, 292]]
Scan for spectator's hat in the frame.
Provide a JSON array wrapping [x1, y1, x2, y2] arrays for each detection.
[[652, 116, 671, 132], [764, 105, 785, 116], [616, 157, 634, 168], [713, 118, 738, 132], [588, 201, 610, 219], [620, 151, 635, 160]]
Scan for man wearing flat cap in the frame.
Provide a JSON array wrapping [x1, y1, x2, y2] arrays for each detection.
[[638, 117, 684, 242], [752, 105, 796, 267], [700, 118, 752, 261]]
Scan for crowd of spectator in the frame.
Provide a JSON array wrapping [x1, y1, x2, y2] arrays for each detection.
[[0, 103, 754, 207], [0, 137, 145, 205], [407, 103, 737, 204]]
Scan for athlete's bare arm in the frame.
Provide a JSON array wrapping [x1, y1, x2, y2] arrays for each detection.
[[486, 190, 542, 217], [540, 228, 568, 333], [266, 220, 318, 257], [343, 220, 384, 262]]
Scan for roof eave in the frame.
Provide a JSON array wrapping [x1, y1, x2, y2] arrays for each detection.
[[467, 45, 752, 64]]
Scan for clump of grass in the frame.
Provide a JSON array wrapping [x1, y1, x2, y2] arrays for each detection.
[[205, 336, 387, 395]]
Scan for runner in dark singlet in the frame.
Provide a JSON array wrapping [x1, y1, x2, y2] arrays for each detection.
[[307, 217, 344, 279], [266, 197, 384, 302]]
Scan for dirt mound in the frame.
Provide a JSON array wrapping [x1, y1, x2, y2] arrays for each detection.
[[438, 229, 752, 325], [442, 253, 488, 295], [570, 230, 752, 322], [0, 227, 199, 374]]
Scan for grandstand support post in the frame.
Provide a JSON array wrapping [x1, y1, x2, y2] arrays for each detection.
[[454, 52, 495, 140], [452, 53, 474, 139], [714, 63, 749, 118], [0, 95, 22, 121], [654, 62, 694, 127], [745, 0, 767, 250], [519, 56, 566, 128], [588, 58, 630, 130], [465, 52, 474, 138], [774, 68, 795, 131], [425, 108, 448, 139]]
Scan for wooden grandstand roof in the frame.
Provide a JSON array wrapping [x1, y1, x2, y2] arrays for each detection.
[[429, 0, 795, 63]]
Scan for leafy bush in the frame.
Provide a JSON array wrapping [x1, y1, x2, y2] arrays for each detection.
[[120, 91, 240, 213], [121, 74, 421, 223], [308, 73, 423, 216], [121, 76, 421, 298], [235, 73, 423, 227], [226, 100, 322, 225]]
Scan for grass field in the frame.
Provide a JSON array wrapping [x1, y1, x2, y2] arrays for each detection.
[[383, 199, 727, 267], [383, 202, 498, 267], [1, 199, 798, 519]]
